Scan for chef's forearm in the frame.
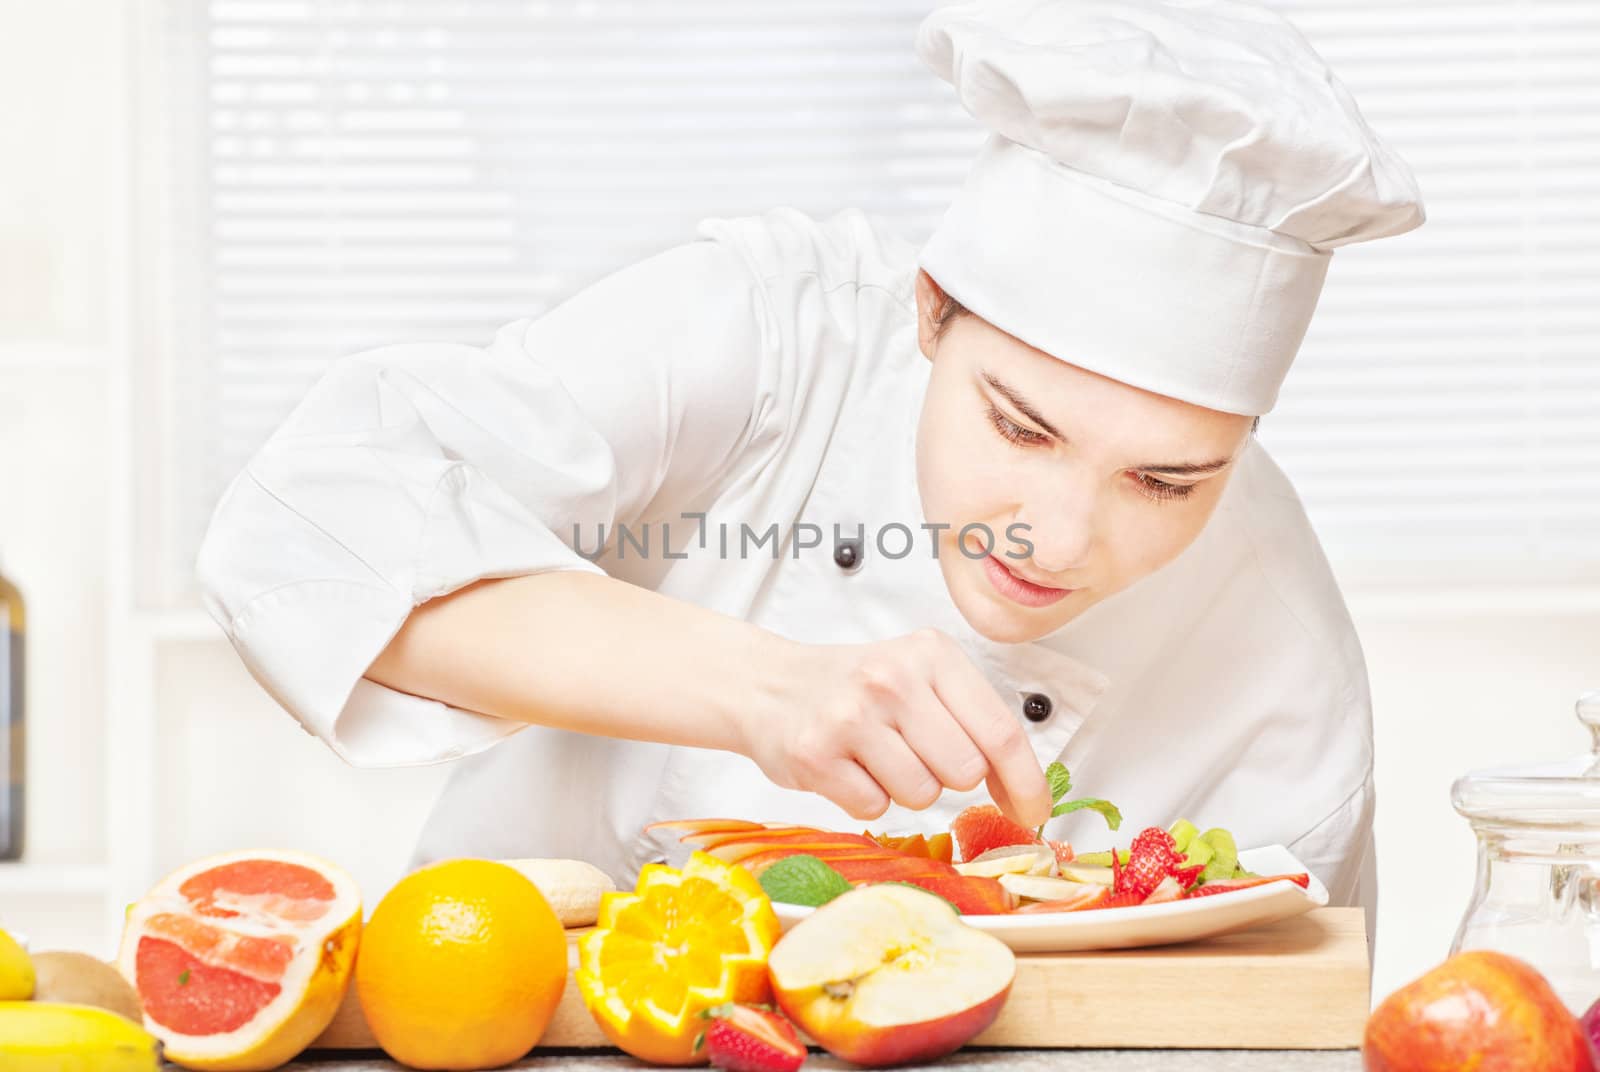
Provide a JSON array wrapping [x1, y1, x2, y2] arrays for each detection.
[[364, 570, 797, 753]]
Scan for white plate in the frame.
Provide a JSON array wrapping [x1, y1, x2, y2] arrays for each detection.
[[769, 845, 1327, 953]]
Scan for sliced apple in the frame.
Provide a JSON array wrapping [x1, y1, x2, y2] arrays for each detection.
[[680, 826, 826, 849], [954, 844, 1055, 878], [896, 874, 1017, 916], [738, 850, 907, 877], [769, 883, 1015, 1066], [829, 857, 956, 883], [644, 817, 767, 836], [706, 835, 881, 863], [1056, 863, 1115, 886]]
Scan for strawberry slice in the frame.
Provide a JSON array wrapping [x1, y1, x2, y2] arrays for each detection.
[[1113, 827, 1192, 901], [695, 1003, 806, 1072], [1186, 873, 1311, 898]]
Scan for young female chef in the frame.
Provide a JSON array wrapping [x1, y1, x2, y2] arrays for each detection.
[[197, 0, 1422, 927]]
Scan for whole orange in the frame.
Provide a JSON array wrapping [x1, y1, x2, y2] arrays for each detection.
[[355, 859, 567, 1070], [1363, 950, 1592, 1072]]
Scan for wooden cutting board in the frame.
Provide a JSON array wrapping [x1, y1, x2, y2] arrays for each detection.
[[311, 907, 1368, 1052]]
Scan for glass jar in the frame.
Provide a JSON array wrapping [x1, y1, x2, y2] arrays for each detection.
[[1450, 691, 1600, 1013]]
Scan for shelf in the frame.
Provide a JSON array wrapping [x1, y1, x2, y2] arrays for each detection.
[[0, 864, 110, 897]]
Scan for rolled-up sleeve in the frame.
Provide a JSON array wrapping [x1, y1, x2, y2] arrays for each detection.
[[196, 238, 778, 767]]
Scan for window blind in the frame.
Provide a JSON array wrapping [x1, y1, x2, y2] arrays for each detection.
[[154, 0, 1600, 604]]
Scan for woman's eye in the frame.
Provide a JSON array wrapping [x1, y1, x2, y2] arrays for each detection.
[[985, 405, 1047, 447], [1135, 473, 1197, 502]]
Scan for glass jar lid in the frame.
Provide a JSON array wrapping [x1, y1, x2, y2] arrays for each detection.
[[1452, 692, 1600, 827]]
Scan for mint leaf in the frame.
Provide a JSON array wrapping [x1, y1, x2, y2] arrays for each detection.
[[1045, 762, 1072, 805], [1050, 797, 1122, 831], [759, 855, 852, 907]]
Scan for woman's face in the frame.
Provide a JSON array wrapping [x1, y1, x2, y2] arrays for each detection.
[[913, 270, 1255, 644]]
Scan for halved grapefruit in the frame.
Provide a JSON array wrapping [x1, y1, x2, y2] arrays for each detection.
[[116, 849, 362, 1071]]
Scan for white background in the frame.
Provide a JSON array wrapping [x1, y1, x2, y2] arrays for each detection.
[[0, 0, 1597, 1013]]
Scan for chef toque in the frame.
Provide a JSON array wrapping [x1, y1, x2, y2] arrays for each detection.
[[916, 0, 1425, 416]]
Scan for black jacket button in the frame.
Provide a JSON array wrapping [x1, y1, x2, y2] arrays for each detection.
[[833, 539, 862, 572], [1023, 693, 1053, 723]]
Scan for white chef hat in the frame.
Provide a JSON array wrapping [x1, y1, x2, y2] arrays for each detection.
[[916, 0, 1425, 416]]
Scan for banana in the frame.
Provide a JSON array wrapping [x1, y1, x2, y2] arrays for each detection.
[[496, 858, 616, 926], [0, 1001, 160, 1072]]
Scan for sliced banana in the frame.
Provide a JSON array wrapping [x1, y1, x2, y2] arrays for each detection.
[[999, 873, 1104, 902], [1056, 863, 1115, 886], [953, 843, 1056, 878], [497, 858, 616, 927]]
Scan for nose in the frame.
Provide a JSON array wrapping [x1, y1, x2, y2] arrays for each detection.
[[1013, 473, 1096, 576]]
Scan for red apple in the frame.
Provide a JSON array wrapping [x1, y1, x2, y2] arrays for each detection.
[[1364, 951, 1592, 1072], [767, 883, 1014, 1067]]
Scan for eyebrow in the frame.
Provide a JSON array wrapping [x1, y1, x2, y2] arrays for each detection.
[[981, 372, 1235, 477], [982, 373, 1064, 439]]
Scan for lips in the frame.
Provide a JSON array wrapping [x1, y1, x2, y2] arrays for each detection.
[[981, 553, 1074, 608]]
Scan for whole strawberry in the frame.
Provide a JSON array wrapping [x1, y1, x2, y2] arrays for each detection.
[[696, 1003, 807, 1072]]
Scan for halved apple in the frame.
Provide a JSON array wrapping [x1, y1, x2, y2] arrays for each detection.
[[769, 883, 1014, 1067]]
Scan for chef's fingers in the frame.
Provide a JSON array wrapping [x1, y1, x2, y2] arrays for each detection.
[[824, 760, 892, 821], [855, 729, 945, 812], [891, 686, 987, 794], [932, 657, 1051, 828]]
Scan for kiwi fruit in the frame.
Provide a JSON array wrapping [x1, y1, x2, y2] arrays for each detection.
[[29, 951, 143, 1023]]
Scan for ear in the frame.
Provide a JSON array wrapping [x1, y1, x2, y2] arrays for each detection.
[[914, 269, 947, 363]]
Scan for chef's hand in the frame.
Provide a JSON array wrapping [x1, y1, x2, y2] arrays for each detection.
[[740, 629, 1053, 828]]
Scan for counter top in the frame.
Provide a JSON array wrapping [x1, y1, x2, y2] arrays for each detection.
[[281, 1047, 1362, 1071]]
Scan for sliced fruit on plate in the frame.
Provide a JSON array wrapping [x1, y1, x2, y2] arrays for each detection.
[[997, 873, 1101, 903], [769, 883, 1015, 1067], [577, 850, 780, 1066], [1141, 876, 1187, 905], [1011, 885, 1112, 913], [954, 844, 1056, 879], [1056, 863, 1114, 886], [828, 856, 957, 883], [896, 874, 1017, 916], [950, 805, 1037, 863], [704, 834, 882, 862], [1185, 873, 1310, 898], [865, 832, 955, 864], [683, 827, 838, 850], [118, 849, 362, 1072], [1112, 828, 1205, 901], [735, 847, 906, 875], [645, 819, 768, 838]]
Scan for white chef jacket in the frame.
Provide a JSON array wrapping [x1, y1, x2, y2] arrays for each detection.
[[196, 207, 1377, 932]]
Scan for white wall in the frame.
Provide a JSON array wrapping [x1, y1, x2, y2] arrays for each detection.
[[2, 2, 1598, 1014]]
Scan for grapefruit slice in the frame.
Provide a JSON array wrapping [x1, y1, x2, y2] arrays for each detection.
[[117, 850, 362, 1071]]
